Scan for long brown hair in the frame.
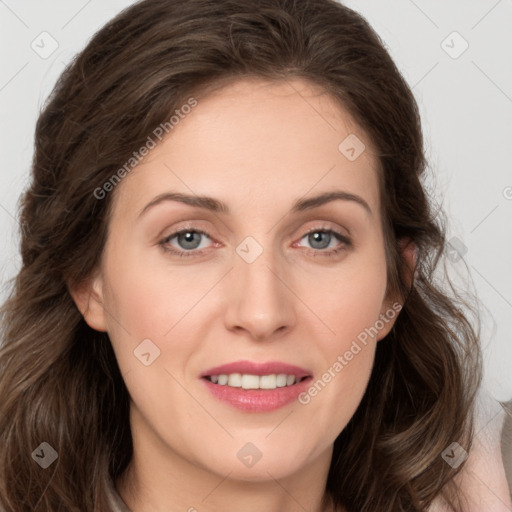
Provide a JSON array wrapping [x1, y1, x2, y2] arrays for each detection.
[[0, 0, 482, 510]]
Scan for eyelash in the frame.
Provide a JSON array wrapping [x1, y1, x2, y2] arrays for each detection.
[[158, 226, 352, 259]]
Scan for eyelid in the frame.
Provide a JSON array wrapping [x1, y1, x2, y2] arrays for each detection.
[[159, 227, 216, 250], [158, 220, 215, 243], [299, 223, 349, 239], [292, 225, 351, 253]]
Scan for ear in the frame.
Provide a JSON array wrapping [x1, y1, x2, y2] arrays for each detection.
[[397, 237, 417, 290], [376, 237, 417, 341], [68, 271, 108, 332]]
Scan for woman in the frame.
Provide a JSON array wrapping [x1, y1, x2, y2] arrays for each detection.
[[0, 0, 495, 510]]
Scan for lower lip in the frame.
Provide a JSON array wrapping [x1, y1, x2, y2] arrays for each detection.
[[200, 377, 313, 412]]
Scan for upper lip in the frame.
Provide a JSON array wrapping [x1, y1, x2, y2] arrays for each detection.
[[200, 360, 312, 380]]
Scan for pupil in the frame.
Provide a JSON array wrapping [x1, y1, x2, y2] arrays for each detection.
[[310, 231, 330, 249], [180, 231, 200, 249]]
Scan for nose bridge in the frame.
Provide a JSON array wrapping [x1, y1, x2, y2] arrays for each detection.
[[236, 234, 286, 307], [226, 234, 295, 339]]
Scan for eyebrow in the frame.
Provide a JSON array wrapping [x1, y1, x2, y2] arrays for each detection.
[[137, 190, 372, 218]]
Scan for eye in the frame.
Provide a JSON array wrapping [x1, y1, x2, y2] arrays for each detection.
[[294, 228, 351, 257], [159, 226, 351, 259], [159, 228, 214, 258]]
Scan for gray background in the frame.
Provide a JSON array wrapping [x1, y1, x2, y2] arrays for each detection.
[[1, 1, 511, 407]]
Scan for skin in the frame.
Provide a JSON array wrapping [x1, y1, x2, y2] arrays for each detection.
[[71, 77, 415, 512]]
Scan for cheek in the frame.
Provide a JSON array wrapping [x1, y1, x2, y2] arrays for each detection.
[[100, 251, 181, 370], [296, 245, 387, 418], [104, 243, 201, 333], [101, 244, 225, 383], [308, 246, 388, 347], [103, 225, 388, 366]]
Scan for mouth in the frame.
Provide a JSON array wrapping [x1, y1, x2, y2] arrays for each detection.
[[199, 360, 313, 412]]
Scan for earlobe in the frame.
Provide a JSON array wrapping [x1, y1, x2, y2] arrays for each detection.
[[68, 272, 108, 332], [375, 303, 400, 342]]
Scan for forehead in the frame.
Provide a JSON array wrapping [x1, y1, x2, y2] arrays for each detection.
[[111, 77, 382, 222]]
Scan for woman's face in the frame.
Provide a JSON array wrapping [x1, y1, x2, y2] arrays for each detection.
[[77, 77, 401, 482]]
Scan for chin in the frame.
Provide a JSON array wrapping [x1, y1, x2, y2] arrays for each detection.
[[193, 446, 309, 482]]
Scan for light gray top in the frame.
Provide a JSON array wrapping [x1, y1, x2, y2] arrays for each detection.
[[106, 477, 132, 512]]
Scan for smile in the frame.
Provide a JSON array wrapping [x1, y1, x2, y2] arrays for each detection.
[[204, 373, 309, 390], [200, 361, 313, 412]]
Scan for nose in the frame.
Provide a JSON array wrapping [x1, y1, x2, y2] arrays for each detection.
[[223, 245, 297, 341]]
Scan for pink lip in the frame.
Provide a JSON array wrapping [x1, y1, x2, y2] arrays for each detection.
[[199, 360, 313, 413]]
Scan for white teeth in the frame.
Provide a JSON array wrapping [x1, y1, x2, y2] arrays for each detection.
[[228, 373, 242, 387], [260, 374, 277, 389], [208, 373, 299, 389], [241, 374, 260, 389], [276, 374, 287, 387]]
